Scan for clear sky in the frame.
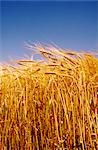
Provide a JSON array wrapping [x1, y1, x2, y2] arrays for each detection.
[[0, 1, 98, 61]]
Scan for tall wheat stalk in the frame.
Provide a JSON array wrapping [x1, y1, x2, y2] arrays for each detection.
[[0, 44, 98, 149]]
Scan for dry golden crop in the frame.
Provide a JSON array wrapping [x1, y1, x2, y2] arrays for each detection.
[[0, 44, 98, 150]]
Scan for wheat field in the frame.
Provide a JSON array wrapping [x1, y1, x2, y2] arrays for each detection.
[[0, 44, 98, 150]]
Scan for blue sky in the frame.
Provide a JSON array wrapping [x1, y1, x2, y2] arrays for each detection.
[[0, 1, 98, 61]]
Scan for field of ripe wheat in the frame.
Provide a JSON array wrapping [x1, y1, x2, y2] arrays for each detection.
[[0, 44, 98, 150]]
